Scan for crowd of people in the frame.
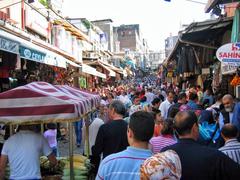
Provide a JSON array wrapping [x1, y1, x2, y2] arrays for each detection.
[[1, 76, 240, 179], [82, 78, 240, 179]]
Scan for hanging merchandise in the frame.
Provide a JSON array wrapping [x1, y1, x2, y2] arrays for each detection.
[[230, 67, 240, 86], [79, 77, 87, 89]]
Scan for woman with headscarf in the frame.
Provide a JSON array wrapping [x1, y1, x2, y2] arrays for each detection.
[[140, 150, 181, 180]]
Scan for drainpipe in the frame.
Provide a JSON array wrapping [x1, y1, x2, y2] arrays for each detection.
[[21, 0, 25, 30]]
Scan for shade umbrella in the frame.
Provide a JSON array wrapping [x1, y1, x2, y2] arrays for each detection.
[[0, 81, 100, 179]]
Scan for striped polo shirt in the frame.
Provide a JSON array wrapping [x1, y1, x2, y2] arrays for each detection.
[[96, 146, 152, 180], [219, 138, 240, 164], [149, 135, 177, 154]]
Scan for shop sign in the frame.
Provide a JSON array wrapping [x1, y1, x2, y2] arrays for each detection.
[[20, 46, 46, 63], [202, 68, 210, 74], [25, 5, 49, 37], [20, 46, 66, 68], [0, 36, 19, 54], [216, 42, 240, 66], [221, 63, 237, 75], [44, 53, 66, 68]]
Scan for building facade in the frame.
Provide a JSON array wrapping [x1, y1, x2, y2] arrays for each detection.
[[148, 51, 165, 70], [165, 34, 178, 58], [91, 19, 114, 52]]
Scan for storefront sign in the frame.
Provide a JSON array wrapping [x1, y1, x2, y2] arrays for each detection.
[[25, 5, 49, 37], [216, 42, 240, 66], [0, 36, 19, 54], [221, 63, 237, 75], [20, 46, 46, 63], [201, 68, 210, 74], [19, 46, 66, 68]]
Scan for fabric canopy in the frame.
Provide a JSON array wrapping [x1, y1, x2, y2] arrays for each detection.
[[0, 82, 100, 125]]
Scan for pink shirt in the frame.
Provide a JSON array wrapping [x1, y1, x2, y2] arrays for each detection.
[[44, 129, 57, 148], [149, 135, 176, 154]]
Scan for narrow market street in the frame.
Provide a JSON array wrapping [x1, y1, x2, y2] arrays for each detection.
[[0, 0, 240, 180]]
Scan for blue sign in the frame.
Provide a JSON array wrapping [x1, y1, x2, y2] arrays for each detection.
[[19, 46, 46, 63], [0, 36, 19, 54]]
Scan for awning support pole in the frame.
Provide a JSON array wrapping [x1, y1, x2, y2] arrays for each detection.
[[68, 122, 74, 180]]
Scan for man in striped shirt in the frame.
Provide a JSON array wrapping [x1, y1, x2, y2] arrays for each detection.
[[96, 111, 154, 180], [219, 123, 240, 164]]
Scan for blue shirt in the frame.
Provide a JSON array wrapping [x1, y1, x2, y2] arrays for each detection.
[[187, 100, 199, 110], [96, 146, 152, 180], [232, 102, 240, 131]]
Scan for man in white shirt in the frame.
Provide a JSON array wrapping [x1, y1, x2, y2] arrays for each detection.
[[159, 91, 175, 120], [0, 125, 57, 180], [145, 88, 156, 104]]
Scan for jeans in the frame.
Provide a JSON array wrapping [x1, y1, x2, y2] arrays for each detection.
[[74, 121, 83, 145], [52, 146, 58, 157]]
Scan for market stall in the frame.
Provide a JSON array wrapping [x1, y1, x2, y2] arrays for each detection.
[[0, 81, 100, 179]]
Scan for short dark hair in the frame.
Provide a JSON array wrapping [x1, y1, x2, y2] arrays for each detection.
[[221, 124, 238, 139], [47, 123, 56, 130], [161, 118, 174, 135], [189, 93, 198, 101], [167, 91, 175, 96], [174, 111, 198, 136], [178, 92, 187, 100], [129, 111, 155, 142], [168, 106, 179, 119], [140, 96, 147, 103], [109, 100, 126, 116], [152, 109, 161, 119], [152, 98, 161, 106]]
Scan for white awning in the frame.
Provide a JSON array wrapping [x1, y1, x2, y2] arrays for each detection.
[[98, 62, 116, 77], [66, 59, 81, 67], [82, 64, 106, 79], [96, 71, 106, 79], [0, 29, 67, 68]]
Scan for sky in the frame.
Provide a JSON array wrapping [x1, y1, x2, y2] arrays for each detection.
[[63, 0, 210, 51]]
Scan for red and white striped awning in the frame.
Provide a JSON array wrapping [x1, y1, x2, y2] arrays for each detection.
[[0, 82, 100, 125]]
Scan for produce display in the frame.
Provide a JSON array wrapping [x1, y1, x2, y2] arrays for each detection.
[[39, 155, 91, 179], [62, 155, 91, 180], [40, 156, 66, 177]]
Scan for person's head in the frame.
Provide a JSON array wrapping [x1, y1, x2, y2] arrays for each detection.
[[189, 93, 198, 102], [167, 91, 175, 103], [161, 118, 174, 136], [46, 123, 56, 130], [174, 111, 199, 140], [196, 85, 202, 91], [222, 94, 234, 112], [221, 123, 238, 141], [168, 106, 180, 119], [147, 88, 152, 92], [140, 150, 181, 180], [128, 111, 155, 145], [199, 110, 214, 124], [178, 92, 187, 104], [140, 96, 147, 103], [108, 100, 126, 120], [152, 98, 161, 109], [215, 93, 223, 103], [152, 109, 163, 124], [132, 96, 140, 105]]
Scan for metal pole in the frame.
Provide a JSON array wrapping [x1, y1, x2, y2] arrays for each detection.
[[68, 122, 74, 180]]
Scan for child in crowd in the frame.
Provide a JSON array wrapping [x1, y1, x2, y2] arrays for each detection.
[[44, 123, 58, 156]]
